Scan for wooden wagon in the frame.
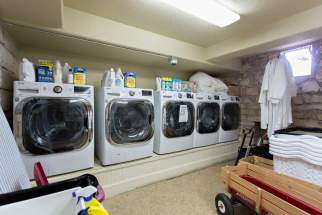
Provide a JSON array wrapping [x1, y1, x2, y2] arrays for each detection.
[[215, 156, 322, 215]]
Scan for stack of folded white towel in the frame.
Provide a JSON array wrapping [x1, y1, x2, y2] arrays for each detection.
[[270, 134, 322, 186]]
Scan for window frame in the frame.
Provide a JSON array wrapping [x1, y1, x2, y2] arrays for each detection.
[[281, 44, 314, 79]]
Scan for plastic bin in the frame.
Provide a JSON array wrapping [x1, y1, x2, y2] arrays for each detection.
[[270, 128, 322, 186], [0, 174, 98, 215]]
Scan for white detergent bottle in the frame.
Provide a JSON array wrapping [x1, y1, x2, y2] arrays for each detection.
[[62, 63, 70, 83], [115, 68, 124, 88], [109, 68, 116, 87], [101, 69, 109, 87], [102, 68, 116, 87], [19, 58, 35, 82], [156, 77, 161, 91], [54, 60, 63, 83]]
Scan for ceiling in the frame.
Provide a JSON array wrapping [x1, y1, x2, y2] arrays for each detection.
[[0, 0, 63, 28], [4, 23, 226, 73], [64, 0, 322, 47]]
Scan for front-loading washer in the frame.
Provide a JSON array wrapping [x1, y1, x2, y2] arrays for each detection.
[[154, 91, 195, 154], [95, 87, 154, 165], [219, 94, 240, 143], [193, 93, 220, 148], [13, 81, 94, 179]]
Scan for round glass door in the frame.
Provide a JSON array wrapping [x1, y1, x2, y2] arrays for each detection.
[[197, 102, 220, 134], [222, 102, 240, 131], [163, 101, 194, 138], [107, 99, 154, 145], [21, 98, 92, 154]]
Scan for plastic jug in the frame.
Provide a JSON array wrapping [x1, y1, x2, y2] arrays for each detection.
[[115, 68, 124, 88], [156, 77, 161, 91], [62, 63, 70, 83], [54, 60, 63, 83], [124, 72, 136, 88], [102, 68, 116, 87], [19, 58, 35, 82], [73, 66, 87, 85]]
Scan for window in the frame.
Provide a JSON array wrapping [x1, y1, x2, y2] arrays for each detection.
[[282, 45, 312, 77]]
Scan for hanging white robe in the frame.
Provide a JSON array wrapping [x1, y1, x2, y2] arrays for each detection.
[[258, 56, 297, 136], [258, 58, 278, 130]]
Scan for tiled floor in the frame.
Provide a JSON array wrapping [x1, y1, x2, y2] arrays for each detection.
[[104, 161, 255, 215]]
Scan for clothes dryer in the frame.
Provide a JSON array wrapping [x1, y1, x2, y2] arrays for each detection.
[[154, 91, 194, 154], [95, 87, 154, 165], [13, 81, 94, 179], [219, 94, 240, 143], [193, 93, 220, 147]]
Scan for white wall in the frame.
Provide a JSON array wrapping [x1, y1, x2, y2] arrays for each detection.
[[0, 25, 18, 121], [19, 47, 193, 89]]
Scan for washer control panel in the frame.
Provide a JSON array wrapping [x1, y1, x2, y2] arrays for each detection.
[[186, 93, 193, 99]]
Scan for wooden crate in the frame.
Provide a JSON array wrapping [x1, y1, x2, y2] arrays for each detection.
[[239, 156, 273, 170], [239, 156, 322, 192], [221, 163, 322, 215]]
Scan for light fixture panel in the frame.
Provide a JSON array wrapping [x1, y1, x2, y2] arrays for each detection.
[[159, 0, 240, 27]]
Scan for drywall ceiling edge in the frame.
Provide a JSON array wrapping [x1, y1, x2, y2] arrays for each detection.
[[3, 21, 241, 73], [2, 9, 241, 72], [204, 4, 322, 62], [59, 7, 241, 71], [60, 7, 206, 63]]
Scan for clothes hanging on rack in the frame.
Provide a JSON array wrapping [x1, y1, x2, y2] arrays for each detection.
[[259, 56, 297, 136]]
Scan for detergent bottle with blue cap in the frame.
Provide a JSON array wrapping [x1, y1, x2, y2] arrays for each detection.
[[124, 71, 136, 88], [73, 186, 109, 215]]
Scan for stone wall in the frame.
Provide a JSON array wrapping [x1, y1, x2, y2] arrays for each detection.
[[0, 24, 19, 123], [219, 41, 322, 130]]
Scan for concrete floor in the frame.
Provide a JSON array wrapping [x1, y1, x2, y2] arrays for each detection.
[[104, 161, 255, 215]]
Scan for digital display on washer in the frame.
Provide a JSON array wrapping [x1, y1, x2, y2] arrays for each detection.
[[142, 90, 152, 96], [186, 93, 193, 99]]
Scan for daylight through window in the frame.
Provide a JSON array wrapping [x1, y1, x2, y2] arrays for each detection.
[[282, 45, 312, 77]]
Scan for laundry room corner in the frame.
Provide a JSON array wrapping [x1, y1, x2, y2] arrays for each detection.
[[6, 1, 322, 214], [0, 23, 19, 125], [13, 45, 240, 196], [222, 41, 322, 132]]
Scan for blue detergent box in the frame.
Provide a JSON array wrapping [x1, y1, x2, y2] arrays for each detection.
[[36, 65, 54, 83]]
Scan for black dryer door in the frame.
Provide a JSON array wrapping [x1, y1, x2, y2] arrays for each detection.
[[21, 98, 92, 154], [163, 101, 194, 138], [197, 102, 220, 134], [222, 102, 240, 131], [107, 99, 154, 145]]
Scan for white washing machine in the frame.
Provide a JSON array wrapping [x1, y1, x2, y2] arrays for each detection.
[[95, 87, 154, 165], [154, 91, 195, 154], [13, 81, 94, 179], [193, 93, 220, 148], [219, 94, 240, 143]]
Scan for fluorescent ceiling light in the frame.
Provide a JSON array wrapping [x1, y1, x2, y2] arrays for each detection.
[[158, 0, 240, 27]]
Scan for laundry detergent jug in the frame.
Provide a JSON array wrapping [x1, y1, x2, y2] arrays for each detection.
[[124, 72, 136, 88], [102, 68, 116, 87]]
